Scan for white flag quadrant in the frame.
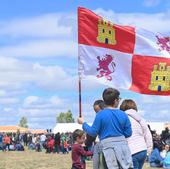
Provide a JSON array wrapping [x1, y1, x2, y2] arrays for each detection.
[[79, 44, 133, 89], [134, 27, 170, 58]]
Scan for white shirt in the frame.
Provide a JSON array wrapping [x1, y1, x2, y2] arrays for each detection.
[[125, 109, 153, 155]]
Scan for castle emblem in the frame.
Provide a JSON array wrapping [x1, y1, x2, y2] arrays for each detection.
[[156, 35, 170, 54], [149, 62, 170, 91], [96, 54, 116, 81], [97, 19, 116, 45]]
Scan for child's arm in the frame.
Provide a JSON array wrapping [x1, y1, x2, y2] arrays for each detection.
[[78, 145, 93, 156]]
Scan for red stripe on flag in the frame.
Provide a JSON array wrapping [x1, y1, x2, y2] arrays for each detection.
[[78, 7, 135, 54], [130, 55, 170, 95]]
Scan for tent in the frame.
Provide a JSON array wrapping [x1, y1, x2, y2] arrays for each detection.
[[52, 122, 166, 134], [53, 123, 83, 134], [0, 126, 29, 133], [30, 129, 47, 134]]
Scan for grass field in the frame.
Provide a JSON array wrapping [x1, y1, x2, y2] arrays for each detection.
[[0, 150, 152, 169], [0, 150, 92, 169]]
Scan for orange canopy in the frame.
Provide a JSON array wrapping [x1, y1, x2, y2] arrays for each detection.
[[0, 126, 29, 133]]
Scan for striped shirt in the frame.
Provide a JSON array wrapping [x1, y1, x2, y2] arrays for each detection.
[[125, 109, 153, 155]]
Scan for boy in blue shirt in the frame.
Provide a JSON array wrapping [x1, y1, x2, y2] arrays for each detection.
[[78, 88, 133, 169]]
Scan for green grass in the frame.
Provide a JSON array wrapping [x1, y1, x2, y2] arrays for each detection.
[[0, 150, 152, 169]]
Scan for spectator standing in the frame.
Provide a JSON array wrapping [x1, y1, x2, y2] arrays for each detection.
[[54, 132, 61, 153], [23, 133, 28, 146], [40, 134, 46, 149], [120, 99, 153, 169], [3, 134, 11, 151]]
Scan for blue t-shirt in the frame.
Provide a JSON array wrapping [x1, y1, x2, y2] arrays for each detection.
[[83, 108, 132, 140]]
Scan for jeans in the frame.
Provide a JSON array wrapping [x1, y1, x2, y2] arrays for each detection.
[[132, 150, 147, 169]]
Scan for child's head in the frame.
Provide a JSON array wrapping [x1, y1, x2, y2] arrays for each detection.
[[120, 99, 138, 111], [165, 144, 170, 152], [72, 129, 85, 144], [102, 88, 120, 107], [93, 99, 105, 113]]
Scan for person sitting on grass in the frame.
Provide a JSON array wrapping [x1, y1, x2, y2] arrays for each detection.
[[71, 129, 93, 169], [163, 150, 170, 168], [161, 144, 169, 159], [15, 141, 24, 151], [149, 142, 163, 167]]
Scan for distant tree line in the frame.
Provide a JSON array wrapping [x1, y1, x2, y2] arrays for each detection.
[[56, 110, 75, 123]]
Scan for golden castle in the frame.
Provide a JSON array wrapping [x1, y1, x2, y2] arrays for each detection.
[[149, 62, 170, 91], [97, 19, 116, 45]]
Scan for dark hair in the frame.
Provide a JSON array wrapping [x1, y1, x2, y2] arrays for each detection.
[[93, 100, 105, 109], [153, 141, 163, 152], [72, 129, 84, 141], [120, 99, 138, 111], [102, 88, 120, 106]]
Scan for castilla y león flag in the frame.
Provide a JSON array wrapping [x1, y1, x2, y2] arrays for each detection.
[[78, 7, 170, 95]]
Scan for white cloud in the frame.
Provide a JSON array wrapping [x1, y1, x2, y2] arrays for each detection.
[[23, 96, 39, 106], [94, 8, 170, 34], [0, 57, 77, 91], [143, 0, 161, 7], [0, 13, 73, 38], [0, 40, 77, 58], [32, 63, 77, 91], [0, 97, 20, 105], [3, 107, 13, 112], [23, 95, 65, 109], [141, 95, 170, 104], [0, 94, 74, 129], [0, 90, 6, 97]]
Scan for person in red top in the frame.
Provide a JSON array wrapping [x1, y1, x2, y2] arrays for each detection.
[[64, 139, 69, 154], [71, 129, 93, 169], [46, 136, 54, 153], [3, 134, 11, 151]]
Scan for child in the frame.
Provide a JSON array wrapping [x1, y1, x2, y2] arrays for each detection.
[[71, 129, 93, 169], [78, 88, 133, 169]]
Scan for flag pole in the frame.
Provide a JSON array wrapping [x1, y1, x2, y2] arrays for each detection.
[[78, 7, 82, 118], [78, 76, 82, 117]]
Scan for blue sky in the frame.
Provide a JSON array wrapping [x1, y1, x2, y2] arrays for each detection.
[[0, 0, 170, 129]]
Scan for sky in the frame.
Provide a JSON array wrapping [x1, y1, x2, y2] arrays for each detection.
[[0, 0, 170, 130]]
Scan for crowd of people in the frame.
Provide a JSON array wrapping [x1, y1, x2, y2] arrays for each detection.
[[0, 131, 73, 153]]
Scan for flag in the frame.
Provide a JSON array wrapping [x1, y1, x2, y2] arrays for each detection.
[[78, 7, 170, 95]]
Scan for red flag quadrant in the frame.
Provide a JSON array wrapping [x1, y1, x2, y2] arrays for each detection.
[[78, 7, 135, 54], [131, 55, 170, 95], [78, 7, 170, 95]]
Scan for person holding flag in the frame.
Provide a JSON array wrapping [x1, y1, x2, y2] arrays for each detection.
[[78, 87, 133, 169]]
